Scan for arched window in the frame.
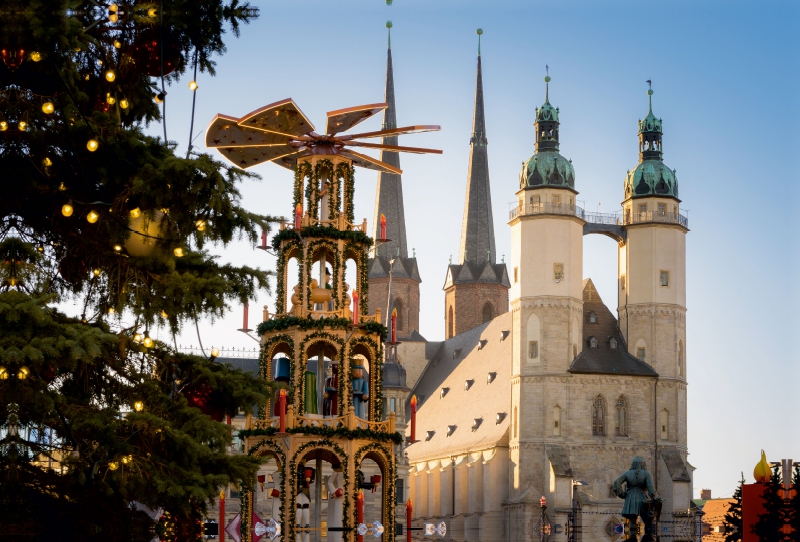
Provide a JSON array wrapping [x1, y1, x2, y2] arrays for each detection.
[[588, 311, 598, 324], [610, 338, 618, 350], [553, 405, 561, 437], [447, 306, 454, 339], [589, 336, 598, 349], [678, 341, 684, 377], [389, 397, 396, 413], [592, 396, 606, 436], [615, 396, 628, 436], [482, 302, 493, 324], [394, 299, 404, 331]]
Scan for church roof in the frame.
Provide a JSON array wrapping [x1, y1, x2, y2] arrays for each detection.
[[406, 312, 512, 462], [368, 253, 421, 282], [568, 279, 658, 377], [370, 26, 411, 264], [443, 260, 510, 289], [457, 47, 498, 268]]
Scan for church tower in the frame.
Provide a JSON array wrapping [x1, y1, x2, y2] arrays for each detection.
[[619, 86, 689, 454], [368, 23, 422, 340], [443, 31, 509, 339]]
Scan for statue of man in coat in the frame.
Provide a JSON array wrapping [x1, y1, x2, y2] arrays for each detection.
[[613, 456, 663, 541]]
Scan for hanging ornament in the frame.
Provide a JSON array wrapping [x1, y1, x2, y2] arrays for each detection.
[[132, 27, 181, 77], [86, 139, 99, 151], [41, 102, 54, 114], [86, 210, 100, 223], [119, 98, 129, 109], [61, 200, 74, 217], [104, 70, 115, 82]]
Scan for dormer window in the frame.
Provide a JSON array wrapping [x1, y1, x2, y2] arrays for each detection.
[[478, 339, 488, 350], [447, 425, 457, 437], [589, 336, 598, 349], [588, 311, 597, 324], [426, 430, 435, 441], [440, 387, 450, 398], [609, 338, 618, 350], [487, 372, 497, 384], [464, 380, 474, 391]]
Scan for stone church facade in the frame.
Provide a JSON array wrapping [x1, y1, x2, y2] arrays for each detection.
[[370, 36, 693, 542]]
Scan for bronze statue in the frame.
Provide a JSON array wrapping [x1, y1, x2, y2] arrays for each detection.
[[613, 457, 663, 541]]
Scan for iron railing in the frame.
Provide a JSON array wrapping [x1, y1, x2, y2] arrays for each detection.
[[510, 204, 689, 229], [629, 211, 689, 228], [509, 202, 585, 220]]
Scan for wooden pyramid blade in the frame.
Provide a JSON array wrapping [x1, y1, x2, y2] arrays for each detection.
[[237, 98, 315, 137], [206, 114, 294, 149], [216, 146, 306, 170], [325, 103, 387, 135], [346, 141, 443, 155], [341, 124, 441, 140], [339, 150, 402, 174]]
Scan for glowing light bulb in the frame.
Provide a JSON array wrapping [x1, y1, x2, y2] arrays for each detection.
[[30, 51, 42, 62], [86, 210, 100, 223], [42, 157, 52, 167], [143, 336, 154, 348], [18, 121, 27, 131], [17, 367, 29, 380], [119, 99, 129, 109], [105, 70, 115, 82], [210, 347, 220, 359], [148, 8, 157, 17], [42, 102, 55, 114], [86, 139, 98, 151], [0, 121, 7, 131], [61, 202, 74, 217], [113, 40, 122, 49], [106, 94, 115, 105], [188, 81, 198, 91], [134, 401, 144, 412], [173, 247, 184, 257], [160, 310, 168, 318], [113, 244, 122, 252], [133, 333, 143, 343], [108, 461, 119, 471], [92, 268, 101, 277], [58, 182, 67, 191], [195, 219, 206, 231], [129, 207, 141, 218], [108, 307, 115, 314], [0, 367, 7, 380], [108, 13, 118, 22]]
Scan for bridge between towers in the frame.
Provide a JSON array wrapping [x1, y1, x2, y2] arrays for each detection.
[[509, 204, 689, 244]]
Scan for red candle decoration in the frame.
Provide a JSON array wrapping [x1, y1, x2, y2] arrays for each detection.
[[357, 490, 365, 542], [278, 389, 287, 433], [304, 468, 313, 486], [540, 496, 546, 508], [295, 204, 302, 229], [410, 395, 417, 443], [391, 308, 397, 343], [261, 229, 268, 249], [352, 290, 359, 325], [379, 213, 387, 239], [243, 303, 249, 330], [219, 490, 226, 542], [257, 474, 266, 492], [406, 498, 412, 542]]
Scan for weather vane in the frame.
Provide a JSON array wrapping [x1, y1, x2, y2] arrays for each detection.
[[647, 79, 652, 89]]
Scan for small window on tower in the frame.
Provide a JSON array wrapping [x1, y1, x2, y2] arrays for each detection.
[[389, 397, 396, 413], [553, 195, 561, 205], [660, 271, 669, 287], [589, 336, 598, 349], [610, 338, 618, 350], [639, 204, 647, 213], [658, 203, 666, 214], [588, 311, 598, 324], [514, 267, 519, 283], [673, 205, 678, 214], [637, 348, 646, 362], [625, 208, 631, 223], [529, 341, 538, 359], [620, 275, 626, 291], [554, 264, 564, 281], [569, 197, 574, 206]]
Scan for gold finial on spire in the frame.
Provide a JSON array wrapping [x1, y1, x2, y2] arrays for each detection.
[[476, 28, 483, 56], [544, 65, 551, 101]]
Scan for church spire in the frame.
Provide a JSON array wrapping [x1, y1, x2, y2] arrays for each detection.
[[371, 20, 408, 259], [458, 28, 495, 266]]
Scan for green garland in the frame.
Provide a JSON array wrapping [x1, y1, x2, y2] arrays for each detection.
[[304, 239, 339, 311], [304, 160, 322, 219], [298, 331, 345, 415], [294, 161, 312, 211], [259, 334, 295, 416], [238, 425, 403, 445], [326, 160, 342, 221], [246, 440, 287, 539], [272, 226, 373, 249], [273, 238, 302, 314], [288, 439, 350, 542], [256, 315, 387, 342], [354, 442, 397, 542], [344, 241, 371, 317], [337, 162, 355, 223]]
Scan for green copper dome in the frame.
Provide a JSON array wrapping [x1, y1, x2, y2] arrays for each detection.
[[625, 87, 678, 199], [520, 152, 575, 190], [520, 72, 575, 190]]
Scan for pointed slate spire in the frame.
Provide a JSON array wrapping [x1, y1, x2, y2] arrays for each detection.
[[458, 29, 496, 266], [371, 20, 408, 259]]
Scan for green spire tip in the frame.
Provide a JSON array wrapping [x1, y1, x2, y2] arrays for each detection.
[[476, 28, 483, 55]]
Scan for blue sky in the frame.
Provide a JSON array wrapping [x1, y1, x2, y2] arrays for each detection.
[[144, 0, 799, 499]]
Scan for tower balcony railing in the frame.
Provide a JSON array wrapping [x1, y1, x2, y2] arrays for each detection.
[[628, 211, 689, 228], [509, 202, 585, 220]]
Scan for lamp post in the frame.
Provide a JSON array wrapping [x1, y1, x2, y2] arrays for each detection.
[[568, 480, 587, 542]]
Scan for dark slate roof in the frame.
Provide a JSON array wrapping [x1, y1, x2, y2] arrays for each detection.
[[568, 279, 658, 377], [382, 361, 409, 390], [442, 261, 510, 289], [368, 254, 421, 282], [216, 357, 259, 376], [405, 313, 512, 461], [546, 446, 574, 477], [405, 329, 427, 343], [458, 53, 498, 268], [661, 449, 692, 482], [370, 42, 409, 261]]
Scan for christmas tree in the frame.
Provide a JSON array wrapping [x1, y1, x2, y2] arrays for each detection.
[[0, 1, 275, 538], [723, 473, 745, 542], [753, 466, 790, 541]]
